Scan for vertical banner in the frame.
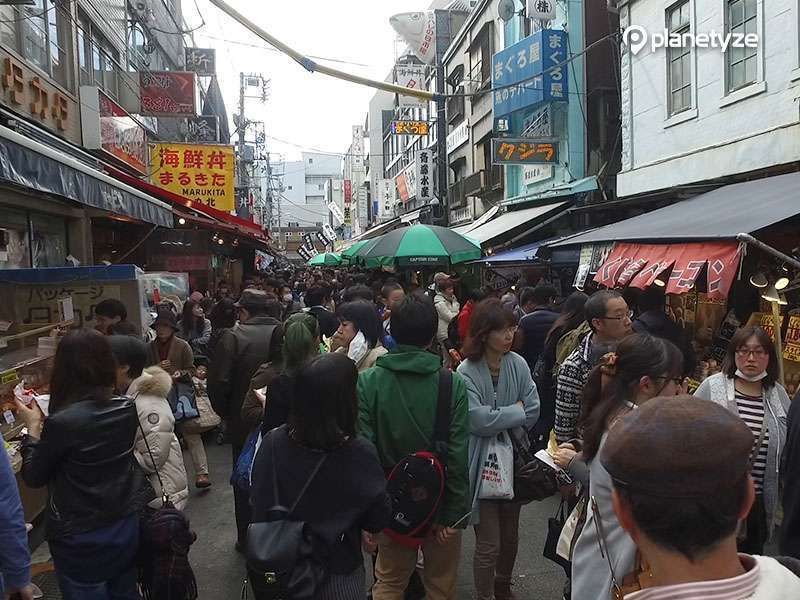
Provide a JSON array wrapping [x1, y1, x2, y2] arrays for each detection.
[[343, 180, 352, 225], [352, 126, 364, 168], [415, 149, 434, 203]]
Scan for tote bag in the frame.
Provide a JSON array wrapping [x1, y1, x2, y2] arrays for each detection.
[[478, 431, 514, 500]]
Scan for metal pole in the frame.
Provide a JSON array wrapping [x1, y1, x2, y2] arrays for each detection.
[[736, 233, 800, 271], [771, 300, 785, 386]]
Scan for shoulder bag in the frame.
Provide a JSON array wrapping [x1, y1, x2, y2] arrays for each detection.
[[246, 432, 328, 600]]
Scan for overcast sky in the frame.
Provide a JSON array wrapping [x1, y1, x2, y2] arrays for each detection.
[[189, 0, 427, 164]]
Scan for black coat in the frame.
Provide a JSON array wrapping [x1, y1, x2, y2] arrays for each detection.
[[632, 310, 696, 376], [781, 393, 800, 558], [21, 396, 143, 540], [208, 316, 283, 447], [519, 307, 559, 372], [307, 306, 340, 340]]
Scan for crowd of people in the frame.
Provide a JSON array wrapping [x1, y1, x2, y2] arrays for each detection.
[[2, 266, 800, 600]]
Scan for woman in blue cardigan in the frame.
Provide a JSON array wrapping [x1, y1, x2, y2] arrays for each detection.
[[457, 298, 540, 600]]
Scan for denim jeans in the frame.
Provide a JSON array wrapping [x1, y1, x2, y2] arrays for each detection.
[[57, 567, 140, 600]]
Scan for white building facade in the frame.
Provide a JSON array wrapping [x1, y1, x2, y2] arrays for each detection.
[[618, 0, 800, 197]]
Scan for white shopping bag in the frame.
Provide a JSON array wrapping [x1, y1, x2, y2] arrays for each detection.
[[478, 431, 515, 500], [557, 495, 587, 560]]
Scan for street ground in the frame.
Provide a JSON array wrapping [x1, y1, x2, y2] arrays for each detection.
[[185, 440, 566, 599]]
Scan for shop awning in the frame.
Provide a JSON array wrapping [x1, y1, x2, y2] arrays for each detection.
[[451, 206, 500, 236], [594, 241, 743, 299], [473, 241, 544, 264], [503, 175, 599, 206], [352, 217, 401, 241], [400, 209, 423, 224], [550, 171, 800, 247], [463, 202, 568, 246], [0, 124, 172, 227]]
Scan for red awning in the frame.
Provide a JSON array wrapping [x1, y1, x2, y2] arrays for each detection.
[[105, 165, 268, 240], [594, 241, 743, 299]]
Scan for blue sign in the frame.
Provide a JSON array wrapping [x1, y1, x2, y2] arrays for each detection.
[[492, 29, 569, 118]]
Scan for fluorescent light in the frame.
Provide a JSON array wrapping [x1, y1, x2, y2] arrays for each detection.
[[750, 272, 768, 288]]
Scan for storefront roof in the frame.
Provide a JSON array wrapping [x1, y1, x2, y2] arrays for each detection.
[[451, 206, 501, 236], [352, 217, 401, 241], [463, 202, 568, 246], [473, 241, 544, 264], [503, 176, 599, 207], [550, 171, 800, 247], [0, 124, 172, 228]]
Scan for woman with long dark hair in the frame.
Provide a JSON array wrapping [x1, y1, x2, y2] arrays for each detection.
[[177, 299, 212, 356], [559, 333, 683, 600], [249, 353, 390, 599], [14, 329, 143, 598], [207, 297, 237, 359], [456, 299, 539, 600], [695, 325, 790, 554], [333, 301, 387, 372]]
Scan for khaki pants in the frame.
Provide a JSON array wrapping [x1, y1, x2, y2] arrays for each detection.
[[184, 433, 208, 476], [473, 501, 522, 600], [372, 532, 462, 600]]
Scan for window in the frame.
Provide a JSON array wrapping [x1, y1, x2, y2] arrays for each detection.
[[469, 24, 493, 91], [287, 185, 293, 190], [318, 184, 324, 191], [308, 158, 314, 164], [0, 208, 30, 269], [78, 11, 121, 98], [0, 1, 73, 90], [30, 213, 66, 267], [726, 0, 758, 92], [667, 1, 692, 114]]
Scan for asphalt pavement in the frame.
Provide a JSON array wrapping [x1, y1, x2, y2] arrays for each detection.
[[184, 440, 567, 599]]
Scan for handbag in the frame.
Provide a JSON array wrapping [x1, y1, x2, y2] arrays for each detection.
[[479, 431, 515, 500], [134, 409, 198, 600], [181, 379, 221, 434], [510, 428, 559, 503], [245, 433, 328, 600], [167, 374, 199, 422], [231, 428, 262, 493], [543, 501, 571, 576]]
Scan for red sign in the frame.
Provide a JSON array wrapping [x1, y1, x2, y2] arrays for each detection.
[[98, 91, 147, 174], [344, 180, 352, 203], [395, 172, 410, 204], [162, 255, 210, 272], [139, 72, 197, 116], [594, 241, 741, 300]]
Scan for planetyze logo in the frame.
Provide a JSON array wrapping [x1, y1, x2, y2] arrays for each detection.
[[622, 25, 758, 55]]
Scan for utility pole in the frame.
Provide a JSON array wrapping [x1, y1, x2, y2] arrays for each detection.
[[235, 73, 270, 220]]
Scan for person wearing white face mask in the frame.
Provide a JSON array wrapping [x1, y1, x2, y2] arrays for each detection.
[[278, 282, 303, 321], [333, 301, 388, 372], [695, 325, 790, 555]]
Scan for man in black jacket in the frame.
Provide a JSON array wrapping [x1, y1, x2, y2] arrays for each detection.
[[781, 391, 800, 558], [517, 284, 559, 372], [304, 284, 339, 340], [632, 285, 696, 376], [208, 289, 283, 550]]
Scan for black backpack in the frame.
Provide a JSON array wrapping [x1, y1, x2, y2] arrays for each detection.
[[384, 370, 452, 548], [447, 313, 462, 349]]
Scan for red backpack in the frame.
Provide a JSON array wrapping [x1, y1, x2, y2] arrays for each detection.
[[384, 370, 453, 548]]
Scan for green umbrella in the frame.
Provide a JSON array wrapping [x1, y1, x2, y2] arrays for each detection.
[[340, 240, 371, 264], [307, 252, 341, 266], [358, 224, 481, 268]]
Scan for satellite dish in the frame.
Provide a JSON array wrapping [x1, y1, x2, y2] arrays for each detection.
[[498, 0, 516, 22]]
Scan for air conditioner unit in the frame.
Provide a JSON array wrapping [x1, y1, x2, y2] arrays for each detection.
[[132, 0, 153, 23]]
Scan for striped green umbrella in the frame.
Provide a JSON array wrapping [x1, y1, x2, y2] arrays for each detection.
[[358, 224, 481, 267], [307, 252, 341, 266], [340, 240, 371, 264]]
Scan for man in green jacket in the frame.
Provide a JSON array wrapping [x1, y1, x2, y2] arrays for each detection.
[[358, 293, 470, 600]]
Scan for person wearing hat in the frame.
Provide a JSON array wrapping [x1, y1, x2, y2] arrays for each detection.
[[603, 395, 800, 599], [147, 310, 194, 377]]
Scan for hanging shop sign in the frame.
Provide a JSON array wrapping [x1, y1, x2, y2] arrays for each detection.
[[377, 179, 395, 218], [343, 180, 352, 225], [492, 138, 558, 164], [186, 116, 220, 143], [594, 241, 742, 300], [0, 52, 77, 143], [390, 11, 436, 65], [352, 125, 365, 168], [139, 72, 198, 116], [395, 172, 410, 204], [396, 64, 427, 108], [527, 0, 556, 20], [415, 149, 434, 203], [303, 233, 315, 252], [327, 201, 345, 225], [784, 316, 800, 362], [523, 164, 554, 185], [321, 224, 337, 243], [184, 48, 216, 76], [492, 29, 569, 118], [80, 87, 147, 175], [392, 120, 430, 136], [150, 142, 235, 212], [446, 121, 469, 154], [357, 187, 369, 231]]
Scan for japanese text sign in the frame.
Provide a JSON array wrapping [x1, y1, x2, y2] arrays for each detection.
[[492, 29, 569, 118], [396, 64, 426, 108], [415, 149, 434, 203], [186, 116, 220, 143], [140, 72, 197, 117], [184, 48, 216, 76], [392, 120, 430, 136], [492, 138, 558, 164], [150, 143, 235, 212], [527, 0, 556, 20], [785, 316, 800, 362], [344, 180, 352, 203]]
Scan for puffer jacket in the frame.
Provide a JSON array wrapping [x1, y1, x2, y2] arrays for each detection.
[[434, 293, 460, 343], [128, 367, 189, 510]]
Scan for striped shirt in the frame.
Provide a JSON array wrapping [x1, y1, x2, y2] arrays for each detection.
[[735, 391, 769, 493], [554, 333, 593, 443]]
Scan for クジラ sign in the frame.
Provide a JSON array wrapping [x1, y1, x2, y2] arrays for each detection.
[[492, 138, 558, 164]]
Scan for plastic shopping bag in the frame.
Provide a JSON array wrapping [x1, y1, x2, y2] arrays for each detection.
[[478, 431, 515, 500]]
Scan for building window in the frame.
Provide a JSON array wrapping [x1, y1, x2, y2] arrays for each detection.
[[287, 185, 293, 190], [0, 207, 31, 269], [0, 1, 73, 91], [726, 0, 758, 92], [667, 1, 692, 114], [30, 213, 67, 267], [78, 11, 122, 99], [308, 158, 314, 164]]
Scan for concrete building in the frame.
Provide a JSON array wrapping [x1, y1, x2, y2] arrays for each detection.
[[343, 123, 368, 237], [617, 0, 800, 199], [366, 83, 395, 224]]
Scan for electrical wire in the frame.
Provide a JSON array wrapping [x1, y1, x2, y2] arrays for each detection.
[[0, 3, 51, 24], [277, 193, 330, 218], [148, 0, 206, 36]]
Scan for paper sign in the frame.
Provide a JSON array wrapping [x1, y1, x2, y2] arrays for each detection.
[[58, 297, 74, 323]]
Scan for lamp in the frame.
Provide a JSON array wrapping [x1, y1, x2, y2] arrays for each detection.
[[776, 276, 790, 290], [750, 272, 769, 288], [762, 284, 781, 303], [217, 237, 224, 245], [654, 278, 666, 287], [778, 294, 788, 306], [178, 217, 186, 225]]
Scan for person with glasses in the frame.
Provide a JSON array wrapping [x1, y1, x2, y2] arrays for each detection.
[[555, 290, 633, 443], [695, 325, 790, 555], [456, 299, 540, 600], [555, 333, 683, 600]]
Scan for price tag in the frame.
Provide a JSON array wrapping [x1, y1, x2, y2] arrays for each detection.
[[3, 410, 14, 425], [1, 369, 18, 385]]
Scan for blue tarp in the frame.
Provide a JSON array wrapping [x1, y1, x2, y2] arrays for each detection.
[[474, 242, 543, 264], [0, 265, 142, 284]]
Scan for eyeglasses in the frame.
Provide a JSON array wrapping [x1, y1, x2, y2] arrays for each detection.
[[601, 310, 634, 321], [735, 348, 767, 358]]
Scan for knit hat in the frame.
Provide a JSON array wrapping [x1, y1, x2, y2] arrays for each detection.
[[601, 395, 754, 499], [151, 311, 179, 331]]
